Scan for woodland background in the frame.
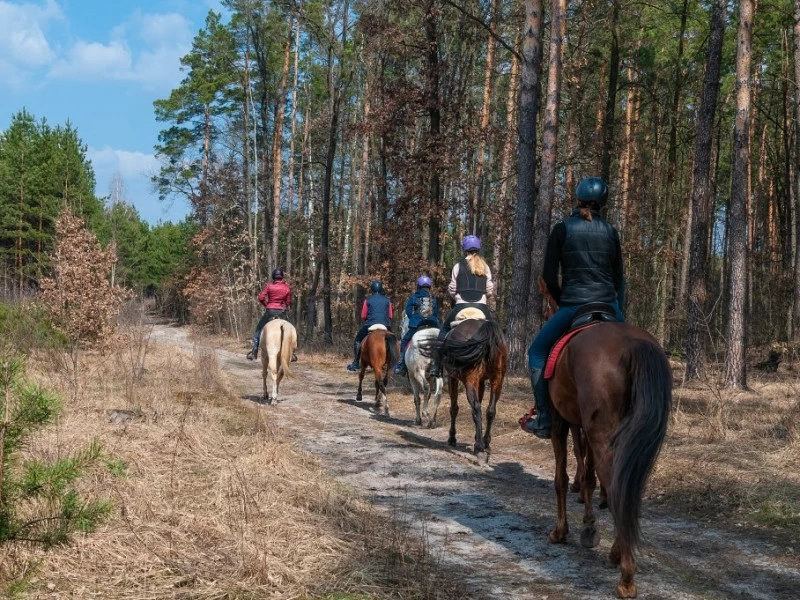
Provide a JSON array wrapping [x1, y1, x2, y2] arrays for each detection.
[[1, 0, 799, 385]]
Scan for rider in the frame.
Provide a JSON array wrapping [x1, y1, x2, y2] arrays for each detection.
[[346, 280, 394, 372], [393, 275, 440, 376], [247, 268, 296, 361], [430, 235, 495, 377], [521, 177, 625, 439]]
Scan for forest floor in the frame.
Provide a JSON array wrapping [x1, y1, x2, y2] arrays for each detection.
[[156, 324, 800, 600]]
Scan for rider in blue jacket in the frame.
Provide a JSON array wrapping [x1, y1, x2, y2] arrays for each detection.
[[394, 275, 440, 376]]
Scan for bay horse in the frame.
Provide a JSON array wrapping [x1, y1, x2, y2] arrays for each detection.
[[259, 319, 298, 404], [546, 322, 671, 598], [356, 326, 399, 416], [421, 317, 508, 464]]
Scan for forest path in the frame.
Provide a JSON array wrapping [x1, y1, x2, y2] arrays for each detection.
[[152, 324, 799, 600]]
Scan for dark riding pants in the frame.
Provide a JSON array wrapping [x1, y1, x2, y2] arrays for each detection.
[[253, 309, 288, 353]]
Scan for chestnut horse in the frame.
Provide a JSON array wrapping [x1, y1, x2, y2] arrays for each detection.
[[356, 327, 399, 416], [421, 318, 508, 464], [547, 323, 671, 598]]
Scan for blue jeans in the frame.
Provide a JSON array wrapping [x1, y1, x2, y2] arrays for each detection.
[[527, 301, 624, 371]]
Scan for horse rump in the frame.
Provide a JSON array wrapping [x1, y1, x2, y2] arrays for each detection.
[[418, 320, 505, 373]]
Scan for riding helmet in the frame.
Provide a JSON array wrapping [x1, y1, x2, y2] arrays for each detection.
[[369, 280, 383, 294], [416, 275, 433, 288], [575, 177, 609, 208], [462, 235, 481, 253], [272, 268, 284, 280]]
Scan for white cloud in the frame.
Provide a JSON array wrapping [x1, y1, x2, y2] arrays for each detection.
[[50, 10, 191, 89], [88, 146, 159, 182], [0, 0, 62, 89]]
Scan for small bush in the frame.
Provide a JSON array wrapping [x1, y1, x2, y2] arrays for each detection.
[[0, 302, 67, 353], [0, 354, 111, 547]]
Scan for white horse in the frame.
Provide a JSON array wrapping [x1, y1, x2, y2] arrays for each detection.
[[404, 326, 444, 428], [259, 319, 298, 404]]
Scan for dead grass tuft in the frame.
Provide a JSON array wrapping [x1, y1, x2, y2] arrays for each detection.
[[1, 332, 468, 599]]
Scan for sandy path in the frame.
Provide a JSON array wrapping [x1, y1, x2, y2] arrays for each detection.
[[152, 325, 800, 599]]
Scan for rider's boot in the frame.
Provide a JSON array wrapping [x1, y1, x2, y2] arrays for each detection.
[[429, 329, 447, 378], [522, 367, 552, 439], [291, 351, 298, 362], [246, 333, 260, 360], [346, 342, 361, 372], [394, 358, 407, 376]]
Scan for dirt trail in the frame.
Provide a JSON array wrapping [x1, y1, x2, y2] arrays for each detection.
[[152, 325, 799, 599]]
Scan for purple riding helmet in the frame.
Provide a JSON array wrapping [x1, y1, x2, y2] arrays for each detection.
[[416, 275, 433, 288], [462, 235, 481, 253]]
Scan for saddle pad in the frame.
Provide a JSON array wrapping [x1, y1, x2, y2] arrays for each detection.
[[368, 324, 388, 331], [450, 307, 486, 327], [544, 324, 597, 380]]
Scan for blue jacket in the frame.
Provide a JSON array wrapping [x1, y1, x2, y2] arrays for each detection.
[[405, 289, 440, 328]]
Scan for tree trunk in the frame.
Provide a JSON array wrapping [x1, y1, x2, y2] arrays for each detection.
[[425, 0, 442, 264], [684, 0, 728, 380], [792, 0, 800, 339], [529, 0, 566, 333], [724, 0, 755, 389], [599, 0, 620, 183], [271, 19, 293, 269], [286, 21, 300, 276], [506, 0, 544, 371]]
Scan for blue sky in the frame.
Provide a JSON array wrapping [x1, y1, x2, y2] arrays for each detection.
[[0, 0, 223, 225]]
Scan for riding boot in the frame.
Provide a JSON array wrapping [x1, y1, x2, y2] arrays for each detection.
[[247, 332, 260, 360], [429, 329, 447, 378], [346, 342, 361, 372], [523, 367, 552, 439], [393, 357, 407, 376]]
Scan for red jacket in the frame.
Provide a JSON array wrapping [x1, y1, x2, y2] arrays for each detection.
[[258, 280, 292, 310]]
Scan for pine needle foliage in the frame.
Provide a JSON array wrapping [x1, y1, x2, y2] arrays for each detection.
[[0, 354, 111, 547]]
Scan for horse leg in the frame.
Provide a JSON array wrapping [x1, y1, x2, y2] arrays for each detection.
[[380, 365, 390, 416], [269, 352, 279, 403], [548, 416, 570, 544], [356, 367, 365, 402], [420, 377, 430, 425], [448, 377, 459, 447], [412, 376, 422, 426], [465, 376, 485, 462], [483, 374, 503, 455], [428, 374, 443, 429], [580, 444, 600, 549], [571, 425, 585, 495]]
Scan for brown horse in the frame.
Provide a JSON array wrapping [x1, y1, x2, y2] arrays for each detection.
[[547, 322, 671, 598], [356, 327, 399, 416], [422, 318, 508, 464]]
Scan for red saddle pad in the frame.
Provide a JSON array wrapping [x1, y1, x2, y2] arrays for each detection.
[[544, 324, 597, 380]]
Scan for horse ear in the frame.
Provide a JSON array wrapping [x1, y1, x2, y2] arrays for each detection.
[[537, 275, 548, 295]]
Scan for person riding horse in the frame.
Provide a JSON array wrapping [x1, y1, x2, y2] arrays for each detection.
[[394, 274, 440, 376], [429, 235, 495, 377], [347, 280, 394, 372], [247, 268, 297, 362], [521, 177, 626, 439]]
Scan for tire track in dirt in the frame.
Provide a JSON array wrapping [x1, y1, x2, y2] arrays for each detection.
[[153, 325, 800, 599]]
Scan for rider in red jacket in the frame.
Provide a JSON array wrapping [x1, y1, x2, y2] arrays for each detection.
[[247, 269, 297, 361]]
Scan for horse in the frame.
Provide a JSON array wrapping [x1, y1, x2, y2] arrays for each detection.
[[421, 313, 508, 464], [259, 319, 298, 404], [356, 326, 399, 416], [405, 327, 444, 428], [545, 321, 671, 598]]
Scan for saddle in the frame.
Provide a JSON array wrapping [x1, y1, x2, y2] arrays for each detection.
[[416, 317, 440, 331], [544, 303, 619, 379]]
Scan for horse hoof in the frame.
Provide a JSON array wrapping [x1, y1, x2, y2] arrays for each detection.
[[576, 496, 585, 504], [475, 451, 488, 465], [599, 498, 609, 510], [548, 529, 567, 544], [580, 527, 600, 548], [608, 549, 621, 566], [570, 481, 581, 493], [414, 418, 422, 426], [427, 420, 437, 429], [447, 437, 456, 447], [616, 582, 637, 598]]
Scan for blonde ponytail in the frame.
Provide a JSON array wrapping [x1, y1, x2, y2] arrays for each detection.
[[466, 253, 489, 277]]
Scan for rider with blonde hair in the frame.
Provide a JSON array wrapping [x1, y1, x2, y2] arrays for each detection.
[[430, 235, 495, 376]]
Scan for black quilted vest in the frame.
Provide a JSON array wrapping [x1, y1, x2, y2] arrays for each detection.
[[455, 258, 487, 303], [559, 212, 617, 306]]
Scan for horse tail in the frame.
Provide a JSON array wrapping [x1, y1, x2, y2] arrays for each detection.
[[279, 323, 292, 378], [385, 333, 399, 369], [609, 338, 672, 549]]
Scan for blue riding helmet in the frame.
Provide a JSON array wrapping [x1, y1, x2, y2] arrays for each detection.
[[369, 280, 383, 294], [416, 275, 433, 288], [462, 235, 481, 252], [576, 177, 609, 208]]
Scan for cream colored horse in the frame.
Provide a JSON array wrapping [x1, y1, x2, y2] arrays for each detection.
[[259, 319, 298, 403]]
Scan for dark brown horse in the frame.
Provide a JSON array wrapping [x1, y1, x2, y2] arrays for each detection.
[[422, 318, 508, 464], [547, 323, 671, 598], [356, 327, 399, 416]]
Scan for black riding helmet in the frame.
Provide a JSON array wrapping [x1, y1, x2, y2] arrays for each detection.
[[272, 268, 284, 280], [369, 280, 383, 294], [575, 177, 609, 208]]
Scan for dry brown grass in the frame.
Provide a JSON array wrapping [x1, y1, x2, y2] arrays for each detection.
[[0, 329, 470, 599]]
